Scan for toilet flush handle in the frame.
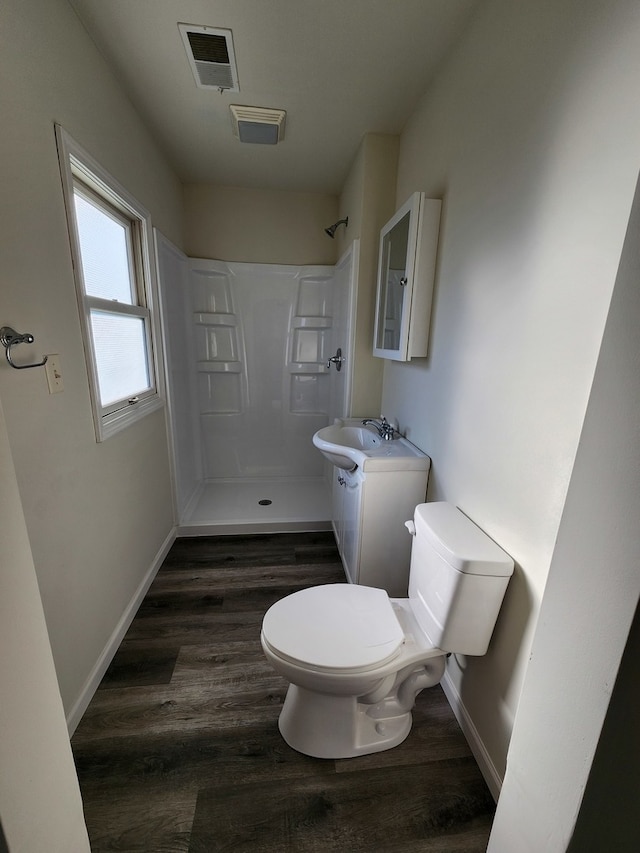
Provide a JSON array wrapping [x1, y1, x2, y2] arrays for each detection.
[[404, 520, 416, 536]]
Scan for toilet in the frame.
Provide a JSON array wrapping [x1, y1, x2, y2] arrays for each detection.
[[261, 502, 514, 759]]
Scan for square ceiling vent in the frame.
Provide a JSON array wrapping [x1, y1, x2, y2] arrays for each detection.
[[178, 23, 239, 92], [230, 105, 286, 145]]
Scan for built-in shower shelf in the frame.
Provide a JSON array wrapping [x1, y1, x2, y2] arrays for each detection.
[[194, 312, 237, 326], [289, 363, 329, 374], [291, 316, 332, 328], [197, 361, 243, 373]]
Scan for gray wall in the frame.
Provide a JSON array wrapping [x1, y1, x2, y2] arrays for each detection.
[[0, 0, 182, 721], [490, 170, 640, 851], [0, 398, 89, 849], [379, 0, 640, 784]]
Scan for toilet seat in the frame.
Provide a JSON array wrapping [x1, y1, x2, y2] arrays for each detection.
[[262, 584, 404, 673]]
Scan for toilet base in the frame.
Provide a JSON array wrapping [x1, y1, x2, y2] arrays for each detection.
[[278, 684, 413, 759]]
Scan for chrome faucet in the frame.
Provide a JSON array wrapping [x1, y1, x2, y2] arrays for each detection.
[[362, 416, 396, 441]]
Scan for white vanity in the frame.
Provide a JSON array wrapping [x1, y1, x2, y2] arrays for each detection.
[[310, 191, 440, 593], [313, 419, 430, 596]]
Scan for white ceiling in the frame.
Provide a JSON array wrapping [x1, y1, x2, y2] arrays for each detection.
[[67, 0, 479, 194]]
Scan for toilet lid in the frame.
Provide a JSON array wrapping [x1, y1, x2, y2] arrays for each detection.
[[262, 584, 404, 672]]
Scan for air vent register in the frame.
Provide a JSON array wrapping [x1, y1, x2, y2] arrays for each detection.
[[179, 23, 239, 92]]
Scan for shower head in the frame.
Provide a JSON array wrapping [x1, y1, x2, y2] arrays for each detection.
[[324, 217, 349, 238]]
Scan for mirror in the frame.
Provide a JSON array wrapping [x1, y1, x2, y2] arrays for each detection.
[[375, 207, 411, 353], [373, 193, 441, 362]]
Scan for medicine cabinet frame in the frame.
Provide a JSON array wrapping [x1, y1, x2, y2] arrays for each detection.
[[373, 192, 441, 361]]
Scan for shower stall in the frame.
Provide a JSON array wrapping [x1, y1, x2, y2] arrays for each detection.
[[155, 233, 357, 534]]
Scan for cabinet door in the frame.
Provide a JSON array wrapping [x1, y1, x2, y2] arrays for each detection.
[[331, 469, 344, 548], [358, 470, 427, 596], [374, 206, 411, 355], [341, 472, 362, 584], [373, 193, 441, 361]]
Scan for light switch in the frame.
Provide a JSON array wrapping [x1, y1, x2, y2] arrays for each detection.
[[45, 354, 64, 393]]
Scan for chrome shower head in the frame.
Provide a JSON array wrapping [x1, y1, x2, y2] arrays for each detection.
[[324, 217, 349, 238]]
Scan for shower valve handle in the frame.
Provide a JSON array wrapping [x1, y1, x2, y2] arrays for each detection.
[[327, 347, 344, 371]]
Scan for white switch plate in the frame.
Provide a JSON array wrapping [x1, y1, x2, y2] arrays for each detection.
[[45, 354, 64, 393]]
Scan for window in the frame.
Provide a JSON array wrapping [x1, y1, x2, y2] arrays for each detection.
[[56, 126, 163, 440]]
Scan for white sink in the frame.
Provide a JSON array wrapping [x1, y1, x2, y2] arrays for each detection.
[[312, 418, 430, 472]]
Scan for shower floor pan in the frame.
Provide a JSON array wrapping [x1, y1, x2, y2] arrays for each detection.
[[178, 477, 332, 536]]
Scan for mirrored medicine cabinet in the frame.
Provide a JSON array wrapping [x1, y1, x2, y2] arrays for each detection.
[[373, 192, 441, 361]]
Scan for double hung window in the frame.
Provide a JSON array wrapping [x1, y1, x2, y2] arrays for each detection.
[[56, 126, 162, 440]]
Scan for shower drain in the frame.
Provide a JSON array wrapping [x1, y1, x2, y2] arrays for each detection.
[[258, 499, 272, 506]]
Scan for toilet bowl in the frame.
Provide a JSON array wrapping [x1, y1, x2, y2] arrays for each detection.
[[261, 583, 446, 757], [261, 502, 514, 759]]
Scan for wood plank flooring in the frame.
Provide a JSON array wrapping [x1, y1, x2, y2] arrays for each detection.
[[72, 532, 495, 852]]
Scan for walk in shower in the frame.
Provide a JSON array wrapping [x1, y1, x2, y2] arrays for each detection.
[[156, 233, 356, 534]]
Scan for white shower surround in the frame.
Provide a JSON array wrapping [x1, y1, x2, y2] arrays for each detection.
[[191, 259, 335, 480], [157, 239, 353, 533]]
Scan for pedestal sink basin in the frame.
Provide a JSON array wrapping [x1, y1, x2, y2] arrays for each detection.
[[312, 418, 429, 472]]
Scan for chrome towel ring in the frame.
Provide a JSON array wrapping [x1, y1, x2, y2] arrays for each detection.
[[0, 326, 48, 369]]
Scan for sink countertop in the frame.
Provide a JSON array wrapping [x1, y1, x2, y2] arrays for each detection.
[[313, 418, 430, 472]]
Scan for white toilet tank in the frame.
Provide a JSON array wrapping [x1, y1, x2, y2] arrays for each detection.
[[407, 503, 514, 655]]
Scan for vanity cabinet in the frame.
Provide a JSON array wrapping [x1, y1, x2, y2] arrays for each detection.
[[331, 463, 429, 597], [373, 192, 441, 361], [332, 468, 361, 584]]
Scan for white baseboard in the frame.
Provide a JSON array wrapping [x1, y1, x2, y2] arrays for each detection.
[[66, 527, 177, 735], [440, 669, 503, 801]]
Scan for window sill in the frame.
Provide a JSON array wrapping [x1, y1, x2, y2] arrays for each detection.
[[96, 394, 164, 442]]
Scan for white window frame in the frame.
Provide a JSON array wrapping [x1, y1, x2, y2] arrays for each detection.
[[55, 125, 164, 441]]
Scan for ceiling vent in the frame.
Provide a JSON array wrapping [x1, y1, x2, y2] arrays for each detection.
[[230, 105, 286, 145], [178, 24, 239, 92]]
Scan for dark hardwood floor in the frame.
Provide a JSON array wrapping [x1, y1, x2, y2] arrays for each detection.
[[72, 532, 495, 852]]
